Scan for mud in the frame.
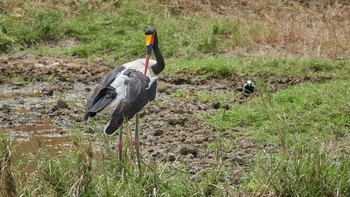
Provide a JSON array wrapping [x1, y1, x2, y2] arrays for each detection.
[[0, 55, 329, 184]]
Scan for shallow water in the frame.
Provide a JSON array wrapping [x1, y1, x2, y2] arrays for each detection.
[[0, 82, 89, 158]]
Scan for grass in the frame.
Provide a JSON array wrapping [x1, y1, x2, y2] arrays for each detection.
[[167, 56, 349, 80], [1, 0, 349, 60], [244, 146, 350, 196], [209, 80, 350, 145], [1, 128, 231, 196], [1, 0, 350, 196], [0, 133, 16, 197], [208, 79, 350, 195]]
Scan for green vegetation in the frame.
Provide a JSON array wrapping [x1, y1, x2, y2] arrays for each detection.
[[168, 57, 349, 79], [1, 0, 350, 196], [1, 0, 227, 62], [0, 127, 232, 196], [208, 79, 350, 195], [2, 0, 349, 60], [210, 80, 350, 144], [0, 133, 16, 197]]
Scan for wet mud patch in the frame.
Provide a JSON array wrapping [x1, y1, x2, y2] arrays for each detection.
[[0, 55, 112, 84], [0, 81, 87, 159], [0, 55, 334, 184]]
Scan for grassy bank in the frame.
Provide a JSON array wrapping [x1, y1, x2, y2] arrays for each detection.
[[1, 0, 349, 60], [211, 79, 350, 196]]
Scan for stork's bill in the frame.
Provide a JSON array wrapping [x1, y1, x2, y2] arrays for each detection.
[[144, 34, 155, 78]]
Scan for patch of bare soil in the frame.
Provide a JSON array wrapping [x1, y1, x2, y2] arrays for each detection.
[[0, 55, 330, 184], [0, 55, 111, 84]]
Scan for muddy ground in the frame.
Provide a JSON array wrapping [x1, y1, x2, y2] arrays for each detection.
[[0, 54, 319, 185]]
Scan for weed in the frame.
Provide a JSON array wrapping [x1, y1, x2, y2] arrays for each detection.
[[0, 32, 13, 53], [257, 78, 287, 153], [34, 130, 94, 196], [9, 76, 25, 84], [0, 133, 16, 197], [245, 145, 350, 196], [209, 78, 350, 195], [1, 104, 11, 112]]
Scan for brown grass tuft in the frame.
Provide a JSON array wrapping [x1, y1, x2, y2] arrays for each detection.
[[161, 0, 350, 59]]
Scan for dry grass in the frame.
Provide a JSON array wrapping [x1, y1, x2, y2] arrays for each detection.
[[162, 0, 350, 59], [0, 0, 120, 15]]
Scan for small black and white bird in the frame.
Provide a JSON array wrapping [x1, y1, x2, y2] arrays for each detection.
[[235, 80, 255, 94], [85, 27, 165, 170]]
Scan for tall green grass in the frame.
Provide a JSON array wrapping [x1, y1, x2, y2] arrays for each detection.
[[0, 1, 203, 58], [245, 145, 350, 196], [208, 79, 350, 195], [0, 0, 282, 62], [210, 80, 350, 144], [0, 133, 16, 197], [2, 0, 349, 60], [5, 125, 231, 196]]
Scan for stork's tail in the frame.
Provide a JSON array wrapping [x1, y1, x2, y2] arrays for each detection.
[[85, 88, 117, 121]]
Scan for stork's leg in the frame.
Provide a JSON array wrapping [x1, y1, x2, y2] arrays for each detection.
[[126, 125, 135, 162], [135, 113, 142, 173], [118, 125, 123, 162]]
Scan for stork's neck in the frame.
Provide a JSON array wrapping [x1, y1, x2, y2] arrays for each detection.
[[150, 35, 165, 75]]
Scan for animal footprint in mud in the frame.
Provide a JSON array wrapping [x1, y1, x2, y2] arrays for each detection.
[[51, 99, 69, 113], [153, 129, 164, 136], [180, 146, 198, 157], [168, 117, 188, 126]]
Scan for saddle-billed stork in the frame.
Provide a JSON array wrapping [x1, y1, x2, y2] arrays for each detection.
[[85, 27, 165, 171]]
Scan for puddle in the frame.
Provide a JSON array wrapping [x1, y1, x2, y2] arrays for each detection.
[[0, 82, 87, 161], [11, 133, 72, 156], [1, 117, 71, 157], [3, 119, 60, 132]]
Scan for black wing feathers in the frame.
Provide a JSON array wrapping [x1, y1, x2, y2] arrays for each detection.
[[105, 69, 157, 135], [85, 66, 125, 120], [85, 87, 117, 119]]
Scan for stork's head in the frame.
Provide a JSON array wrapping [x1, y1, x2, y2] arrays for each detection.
[[145, 27, 156, 35], [145, 27, 157, 56], [143, 27, 157, 78]]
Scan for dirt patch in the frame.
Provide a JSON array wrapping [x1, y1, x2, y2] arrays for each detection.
[[0, 55, 333, 184], [0, 55, 112, 84], [269, 75, 336, 91]]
